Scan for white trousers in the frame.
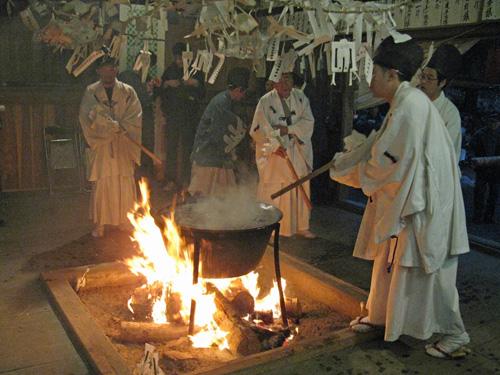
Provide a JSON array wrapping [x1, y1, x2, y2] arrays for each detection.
[[367, 240, 467, 341]]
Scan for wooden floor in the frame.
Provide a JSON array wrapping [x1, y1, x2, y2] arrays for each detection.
[[1, 190, 500, 374]]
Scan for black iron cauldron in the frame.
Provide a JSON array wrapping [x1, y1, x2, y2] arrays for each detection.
[[173, 201, 282, 279]]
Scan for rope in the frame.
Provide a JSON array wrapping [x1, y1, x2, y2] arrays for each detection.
[[263, 0, 415, 14]]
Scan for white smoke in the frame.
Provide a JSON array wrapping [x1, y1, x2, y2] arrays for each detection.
[[174, 185, 281, 231]]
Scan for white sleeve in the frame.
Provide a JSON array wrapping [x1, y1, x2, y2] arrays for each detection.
[[287, 94, 314, 143]]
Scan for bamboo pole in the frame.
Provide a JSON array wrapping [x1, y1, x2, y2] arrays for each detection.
[[283, 152, 312, 210], [122, 129, 163, 165], [272, 159, 335, 200]]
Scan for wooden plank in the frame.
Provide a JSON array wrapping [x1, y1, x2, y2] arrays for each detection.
[[261, 249, 368, 318], [21, 104, 33, 189], [0, 105, 17, 189], [35, 103, 47, 188], [0, 86, 81, 191], [15, 104, 23, 190], [42, 261, 144, 290], [193, 328, 381, 375], [30, 104, 36, 187], [405, 20, 500, 41], [42, 278, 132, 375]]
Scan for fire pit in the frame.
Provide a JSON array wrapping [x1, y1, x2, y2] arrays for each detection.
[[42, 252, 379, 375], [41, 182, 381, 374]]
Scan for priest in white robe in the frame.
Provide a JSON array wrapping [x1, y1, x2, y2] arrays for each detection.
[[418, 44, 463, 161], [250, 73, 315, 238], [79, 56, 142, 238], [330, 36, 470, 359]]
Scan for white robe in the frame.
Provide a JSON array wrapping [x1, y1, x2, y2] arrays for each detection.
[[433, 91, 462, 161], [331, 82, 468, 341], [79, 80, 142, 226], [250, 89, 314, 236]]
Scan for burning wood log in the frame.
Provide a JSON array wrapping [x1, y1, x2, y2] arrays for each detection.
[[230, 291, 255, 317], [129, 291, 152, 321], [285, 297, 302, 318], [206, 283, 261, 356], [163, 348, 235, 363], [112, 321, 189, 343], [260, 329, 290, 350], [247, 322, 292, 351], [254, 310, 274, 325], [166, 291, 183, 323]]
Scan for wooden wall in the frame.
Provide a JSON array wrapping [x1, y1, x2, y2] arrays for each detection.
[[0, 17, 91, 192], [0, 87, 81, 191]]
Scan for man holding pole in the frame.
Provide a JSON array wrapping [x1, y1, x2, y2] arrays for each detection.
[[330, 36, 470, 358], [79, 55, 142, 238], [250, 72, 315, 238]]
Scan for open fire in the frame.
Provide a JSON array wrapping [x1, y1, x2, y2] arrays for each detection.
[[123, 180, 295, 354]]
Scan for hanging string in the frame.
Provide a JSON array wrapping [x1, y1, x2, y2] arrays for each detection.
[[437, 23, 490, 46], [262, 0, 415, 15]]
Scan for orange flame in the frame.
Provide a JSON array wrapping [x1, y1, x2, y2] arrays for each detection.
[[124, 179, 288, 351]]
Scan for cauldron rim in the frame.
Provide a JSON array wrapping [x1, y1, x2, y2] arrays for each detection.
[[173, 201, 283, 234]]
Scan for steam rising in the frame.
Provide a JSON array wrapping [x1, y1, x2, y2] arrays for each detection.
[[175, 186, 281, 231]]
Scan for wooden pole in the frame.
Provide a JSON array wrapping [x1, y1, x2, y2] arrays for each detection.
[[273, 224, 288, 328], [291, 136, 312, 171], [189, 236, 201, 335], [93, 93, 163, 165], [283, 153, 313, 210], [272, 159, 335, 200], [122, 131, 163, 165]]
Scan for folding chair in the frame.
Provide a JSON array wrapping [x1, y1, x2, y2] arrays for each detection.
[[43, 125, 83, 194]]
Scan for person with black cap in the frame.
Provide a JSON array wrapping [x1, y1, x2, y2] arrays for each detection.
[[188, 67, 250, 196], [330, 36, 470, 359], [419, 44, 463, 161], [79, 54, 142, 238], [160, 42, 205, 192], [250, 72, 315, 238]]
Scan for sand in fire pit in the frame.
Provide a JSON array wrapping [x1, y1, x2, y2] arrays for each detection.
[[79, 281, 349, 374]]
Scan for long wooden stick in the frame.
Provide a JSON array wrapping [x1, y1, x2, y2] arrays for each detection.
[[92, 93, 163, 165], [272, 159, 335, 200], [122, 131, 163, 165], [468, 156, 500, 167], [291, 136, 312, 171], [283, 153, 312, 210]]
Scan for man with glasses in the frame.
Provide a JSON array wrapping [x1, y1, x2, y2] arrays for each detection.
[[419, 44, 463, 161], [330, 36, 470, 359], [188, 67, 250, 197]]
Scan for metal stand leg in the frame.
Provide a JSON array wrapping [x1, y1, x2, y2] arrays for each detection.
[[189, 236, 201, 335], [273, 223, 288, 328]]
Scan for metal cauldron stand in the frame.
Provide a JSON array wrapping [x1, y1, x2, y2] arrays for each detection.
[[188, 223, 288, 334]]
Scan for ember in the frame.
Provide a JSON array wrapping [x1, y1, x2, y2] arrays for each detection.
[[123, 180, 294, 354]]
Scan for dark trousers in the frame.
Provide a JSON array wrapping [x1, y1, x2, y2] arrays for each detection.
[[164, 109, 197, 187], [474, 170, 499, 222], [140, 105, 155, 175]]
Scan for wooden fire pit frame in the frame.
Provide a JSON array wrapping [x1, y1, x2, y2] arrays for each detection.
[[41, 249, 381, 375]]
